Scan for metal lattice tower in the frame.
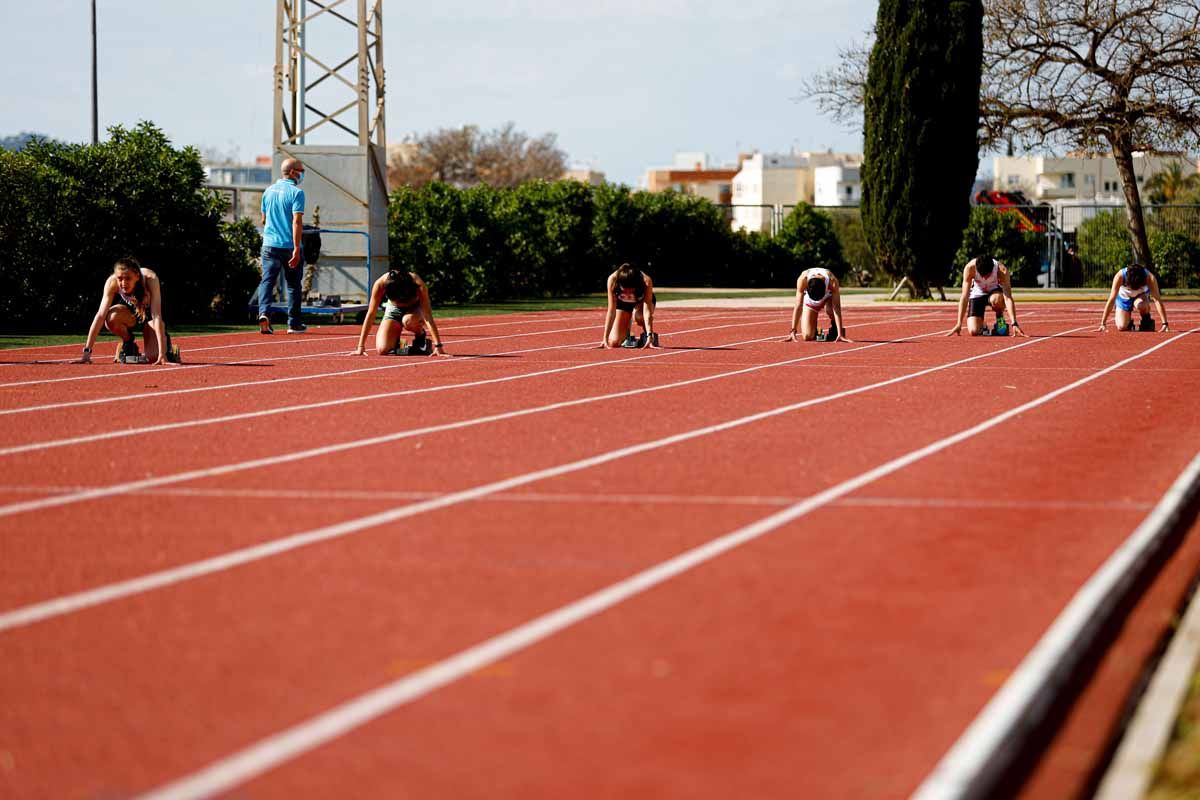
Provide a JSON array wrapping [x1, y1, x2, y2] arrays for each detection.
[[273, 0, 385, 149], [271, 0, 388, 301]]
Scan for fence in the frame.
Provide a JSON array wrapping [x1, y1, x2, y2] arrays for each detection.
[[206, 184, 267, 224], [720, 202, 1200, 289]]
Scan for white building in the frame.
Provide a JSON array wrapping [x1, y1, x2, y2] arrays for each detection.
[[992, 153, 1196, 204], [731, 150, 862, 232], [814, 165, 861, 206]]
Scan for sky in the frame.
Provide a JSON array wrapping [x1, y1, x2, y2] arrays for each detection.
[[1, 0, 879, 186]]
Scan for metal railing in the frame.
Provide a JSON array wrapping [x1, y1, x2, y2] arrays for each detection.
[[205, 184, 267, 224]]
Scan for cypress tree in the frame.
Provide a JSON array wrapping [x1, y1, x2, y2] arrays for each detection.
[[861, 0, 983, 295]]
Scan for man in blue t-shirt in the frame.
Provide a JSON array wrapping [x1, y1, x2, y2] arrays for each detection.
[[256, 158, 307, 334]]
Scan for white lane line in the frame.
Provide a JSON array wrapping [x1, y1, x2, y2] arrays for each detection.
[[0, 317, 685, 417], [0, 324, 937, 518], [0, 340, 373, 389], [913, 449, 1200, 799], [0, 314, 651, 392], [0, 313, 933, 458], [133, 327, 1192, 800], [0, 324, 1083, 631], [0, 483, 1157, 513]]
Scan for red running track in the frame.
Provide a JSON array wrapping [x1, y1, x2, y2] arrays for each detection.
[[0, 303, 1198, 799]]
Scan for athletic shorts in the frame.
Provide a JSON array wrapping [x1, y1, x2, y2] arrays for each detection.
[[384, 303, 420, 323], [968, 288, 1003, 318], [615, 295, 657, 314], [1116, 293, 1147, 313]]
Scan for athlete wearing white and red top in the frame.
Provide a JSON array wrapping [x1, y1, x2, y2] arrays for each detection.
[[602, 263, 659, 349], [947, 255, 1026, 337], [1098, 264, 1170, 333], [787, 267, 849, 342]]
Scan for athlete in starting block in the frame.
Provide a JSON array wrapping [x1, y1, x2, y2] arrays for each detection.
[[602, 263, 660, 349], [80, 256, 180, 365], [947, 255, 1026, 337], [353, 269, 448, 357], [1098, 263, 1170, 333], [787, 267, 850, 342]]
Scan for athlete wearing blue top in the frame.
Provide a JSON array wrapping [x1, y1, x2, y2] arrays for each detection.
[[1098, 264, 1170, 332], [256, 158, 307, 334]]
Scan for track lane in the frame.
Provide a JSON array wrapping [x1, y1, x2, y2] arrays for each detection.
[[4, 309, 1195, 800], [129, 325, 1200, 800], [0, 316, 1014, 609], [0, 319, 1138, 798]]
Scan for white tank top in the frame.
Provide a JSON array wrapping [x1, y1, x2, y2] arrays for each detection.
[[803, 268, 833, 309], [968, 260, 1001, 299], [1117, 268, 1150, 301]]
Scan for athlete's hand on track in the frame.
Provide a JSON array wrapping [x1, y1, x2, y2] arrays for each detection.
[[836, 334, 853, 343], [1098, 322, 1107, 332], [350, 346, 367, 356], [945, 325, 962, 336], [1011, 324, 1028, 338], [1161, 322, 1171, 333], [78, 353, 92, 364], [784, 331, 797, 342], [154, 356, 168, 365]]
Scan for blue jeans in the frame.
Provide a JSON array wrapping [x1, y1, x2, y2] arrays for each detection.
[[257, 246, 303, 325]]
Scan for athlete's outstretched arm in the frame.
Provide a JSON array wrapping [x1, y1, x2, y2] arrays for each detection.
[[1098, 272, 1122, 331]]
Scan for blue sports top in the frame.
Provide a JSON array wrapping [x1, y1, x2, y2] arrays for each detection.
[[261, 178, 306, 248]]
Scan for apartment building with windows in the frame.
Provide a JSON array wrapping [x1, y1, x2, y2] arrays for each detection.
[[992, 153, 1197, 204], [644, 152, 737, 203], [814, 164, 861, 206], [731, 151, 862, 232]]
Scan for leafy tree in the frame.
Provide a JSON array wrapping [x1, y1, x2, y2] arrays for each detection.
[[0, 122, 256, 329], [388, 123, 568, 190], [954, 206, 1044, 286], [861, 0, 984, 296], [775, 204, 848, 278], [1150, 229, 1200, 288], [826, 208, 880, 286], [1144, 161, 1200, 205], [1, 132, 56, 152], [980, 0, 1200, 272], [1076, 210, 1132, 286], [806, 0, 1200, 279], [591, 185, 733, 287]]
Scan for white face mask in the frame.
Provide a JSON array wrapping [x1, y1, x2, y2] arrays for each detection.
[[293, 171, 305, 185]]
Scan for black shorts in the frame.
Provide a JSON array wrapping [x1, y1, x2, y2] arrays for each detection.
[[615, 295, 657, 314], [968, 288, 1003, 319]]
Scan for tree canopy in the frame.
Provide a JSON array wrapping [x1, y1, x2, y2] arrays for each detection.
[[861, 0, 983, 294], [806, 0, 1200, 274], [388, 123, 568, 190]]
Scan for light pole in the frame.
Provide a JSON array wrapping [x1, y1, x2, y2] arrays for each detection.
[[91, 0, 98, 144]]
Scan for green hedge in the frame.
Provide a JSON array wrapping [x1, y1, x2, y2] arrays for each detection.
[[953, 207, 1045, 287], [0, 122, 260, 330], [387, 182, 834, 301]]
